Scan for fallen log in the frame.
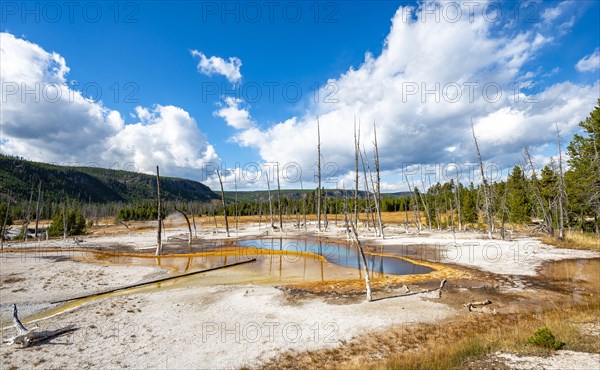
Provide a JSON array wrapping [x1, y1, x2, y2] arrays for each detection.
[[50, 258, 257, 304], [3, 304, 77, 348], [464, 299, 492, 312]]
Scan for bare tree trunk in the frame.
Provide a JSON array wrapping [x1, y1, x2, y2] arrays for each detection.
[[500, 182, 508, 240], [323, 189, 328, 230], [317, 119, 322, 232], [373, 123, 384, 239], [234, 177, 239, 235], [300, 179, 307, 232], [216, 168, 230, 237], [63, 200, 68, 240], [266, 172, 274, 228], [404, 201, 410, 233], [34, 182, 42, 241], [191, 205, 197, 237], [359, 148, 372, 229], [354, 119, 360, 228], [556, 124, 565, 240], [363, 146, 382, 236], [405, 174, 422, 231], [342, 184, 351, 240], [174, 206, 193, 245], [21, 184, 34, 241], [471, 121, 493, 239], [524, 147, 553, 235], [455, 175, 463, 231], [276, 162, 283, 230], [212, 205, 218, 233], [258, 199, 263, 229], [418, 182, 432, 229], [1, 193, 12, 251], [156, 166, 162, 255], [349, 218, 372, 302], [447, 193, 457, 243]]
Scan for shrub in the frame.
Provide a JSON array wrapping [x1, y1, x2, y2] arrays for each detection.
[[527, 327, 564, 350], [48, 208, 87, 237]]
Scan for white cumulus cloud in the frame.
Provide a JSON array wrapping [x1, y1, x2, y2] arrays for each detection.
[[576, 49, 600, 72], [219, 2, 599, 190], [190, 50, 242, 84], [0, 32, 219, 180], [214, 97, 253, 130]]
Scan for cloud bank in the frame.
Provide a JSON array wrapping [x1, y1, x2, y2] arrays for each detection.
[[0, 32, 218, 179]]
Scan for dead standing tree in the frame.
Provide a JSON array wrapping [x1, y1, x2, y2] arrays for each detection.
[[471, 121, 494, 239], [21, 183, 34, 241], [359, 147, 373, 229], [265, 171, 275, 229], [316, 119, 322, 232], [276, 162, 283, 230], [524, 147, 553, 235], [1, 192, 13, 251], [373, 123, 384, 239], [155, 166, 162, 256], [354, 119, 360, 229], [363, 145, 383, 237], [216, 168, 230, 237], [556, 124, 566, 240], [34, 182, 42, 241]]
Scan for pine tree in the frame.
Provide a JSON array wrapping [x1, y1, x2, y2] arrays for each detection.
[[462, 183, 478, 225], [566, 98, 600, 233], [507, 166, 531, 222]]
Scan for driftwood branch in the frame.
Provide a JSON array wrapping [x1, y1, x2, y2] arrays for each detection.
[[4, 304, 77, 348], [464, 299, 492, 312]]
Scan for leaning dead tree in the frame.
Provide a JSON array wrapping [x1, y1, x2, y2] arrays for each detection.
[[349, 218, 372, 301], [4, 304, 77, 348], [156, 165, 162, 255], [316, 119, 322, 231], [471, 121, 493, 239], [174, 206, 193, 245], [216, 168, 230, 237]]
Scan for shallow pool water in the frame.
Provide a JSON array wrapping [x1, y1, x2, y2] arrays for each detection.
[[235, 238, 433, 276]]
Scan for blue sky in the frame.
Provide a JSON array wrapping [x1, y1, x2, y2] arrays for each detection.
[[1, 1, 599, 190]]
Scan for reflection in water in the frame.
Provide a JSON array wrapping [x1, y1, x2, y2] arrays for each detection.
[[236, 239, 432, 276]]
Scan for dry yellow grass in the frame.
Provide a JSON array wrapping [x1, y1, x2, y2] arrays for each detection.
[[261, 296, 600, 370], [542, 230, 600, 252], [377, 298, 600, 370]]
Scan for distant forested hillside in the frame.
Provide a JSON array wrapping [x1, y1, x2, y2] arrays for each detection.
[[0, 155, 218, 203]]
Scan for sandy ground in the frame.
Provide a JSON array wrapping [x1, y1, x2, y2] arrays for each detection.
[[496, 350, 600, 369], [1, 284, 454, 369], [0, 252, 167, 323], [1, 219, 599, 369]]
